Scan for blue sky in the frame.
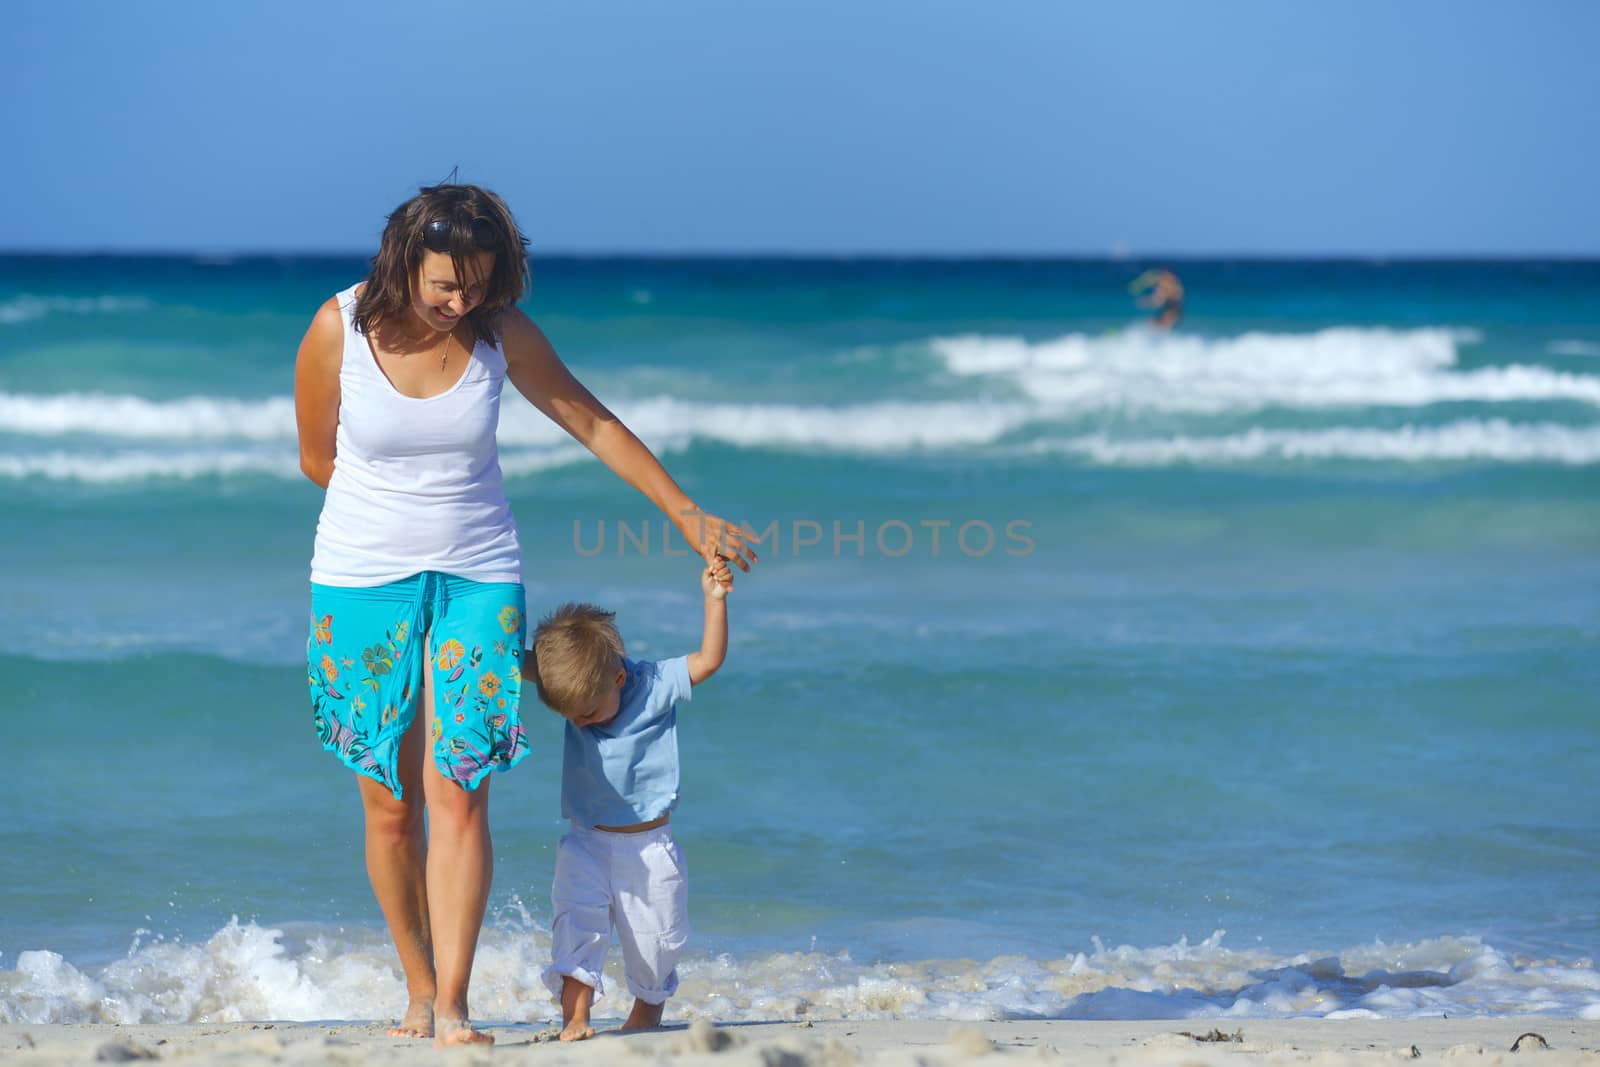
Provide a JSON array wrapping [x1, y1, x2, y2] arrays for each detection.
[[5, 1, 1597, 256]]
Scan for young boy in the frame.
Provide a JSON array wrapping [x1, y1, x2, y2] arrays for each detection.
[[530, 559, 731, 1041]]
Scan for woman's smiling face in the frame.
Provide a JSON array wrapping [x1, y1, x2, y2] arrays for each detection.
[[411, 249, 495, 332]]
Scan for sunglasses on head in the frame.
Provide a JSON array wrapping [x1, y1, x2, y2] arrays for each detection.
[[422, 217, 500, 253]]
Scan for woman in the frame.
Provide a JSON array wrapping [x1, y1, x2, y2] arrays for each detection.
[[293, 182, 754, 1046]]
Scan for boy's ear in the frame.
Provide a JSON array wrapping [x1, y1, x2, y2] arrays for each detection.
[[614, 666, 627, 689]]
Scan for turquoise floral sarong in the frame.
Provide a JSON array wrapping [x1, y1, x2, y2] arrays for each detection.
[[307, 572, 528, 799]]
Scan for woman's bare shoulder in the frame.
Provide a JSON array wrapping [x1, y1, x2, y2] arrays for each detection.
[[496, 305, 554, 361], [300, 296, 347, 363]]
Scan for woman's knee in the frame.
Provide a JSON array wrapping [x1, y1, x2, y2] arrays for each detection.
[[361, 783, 425, 845], [424, 776, 490, 835]]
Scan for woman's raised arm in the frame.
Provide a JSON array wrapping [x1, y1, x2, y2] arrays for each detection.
[[499, 307, 757, 574]]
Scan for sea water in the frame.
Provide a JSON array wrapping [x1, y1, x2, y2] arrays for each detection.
[[1, 256, 1596, 1023]]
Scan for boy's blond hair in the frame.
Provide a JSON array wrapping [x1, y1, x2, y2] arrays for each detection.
[[531, 603, 627, 715]]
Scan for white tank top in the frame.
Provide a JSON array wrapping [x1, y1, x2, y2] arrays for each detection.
[[310, 285, 523, 587]]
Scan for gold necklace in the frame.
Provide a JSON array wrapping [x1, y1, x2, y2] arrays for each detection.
[[388, 320, 456, 370]]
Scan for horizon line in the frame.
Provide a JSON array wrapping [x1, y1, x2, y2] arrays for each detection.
[[3, 247, 1599, 264]]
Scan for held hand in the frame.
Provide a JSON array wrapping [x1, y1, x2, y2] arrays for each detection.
[[702, 558, 732, 600], [678, 510, 758, 576]]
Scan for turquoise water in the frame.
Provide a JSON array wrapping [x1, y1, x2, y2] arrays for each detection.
[[1, 256, 1597, 1023]]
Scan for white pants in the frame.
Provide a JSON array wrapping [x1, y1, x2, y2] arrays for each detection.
[[542, 823, 689, 1005]]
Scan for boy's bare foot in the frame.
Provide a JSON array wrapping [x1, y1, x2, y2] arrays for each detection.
[[620, 998, 665, 1031], [559, 976, 597, 1041], [558, 1020, 596, 1042], [433, 1018, 493, 1047], [387, 999, 434, 1038]]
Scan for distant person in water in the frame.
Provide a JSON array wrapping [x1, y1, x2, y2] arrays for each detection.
[[1129, 268, 1184, 330]]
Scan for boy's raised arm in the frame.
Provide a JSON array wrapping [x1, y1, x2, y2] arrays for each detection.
[[686, 559, 731, 686]]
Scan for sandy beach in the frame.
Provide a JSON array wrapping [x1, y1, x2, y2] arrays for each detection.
[[3, 1019, 1596, 1066]]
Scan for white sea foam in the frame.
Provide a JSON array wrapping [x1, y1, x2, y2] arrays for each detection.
[[0, 450, 302, 483], [4, 417, 1599, 483], [1034, 420, 1600, 467], [1, 326, 1592, 445], [0, 294, 153, 325], [1549, 339, 1600, 357], [0, 392, 297, 440], [0, 391, 1033, 451], [568, 397, 1034, 452], [1, 921, 1595, 1024], [4, 325, 1600, 481], [931, 327, 1600, 411], [0, 447, 593, 484]]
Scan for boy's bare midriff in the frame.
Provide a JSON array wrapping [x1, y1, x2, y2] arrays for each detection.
[[593, 813, 670, 833]]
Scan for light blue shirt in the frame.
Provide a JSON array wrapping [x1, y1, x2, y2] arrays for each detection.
[[561, 656, 692, 826]]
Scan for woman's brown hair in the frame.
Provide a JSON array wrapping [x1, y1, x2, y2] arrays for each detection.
[[352, 182, 530, 346]]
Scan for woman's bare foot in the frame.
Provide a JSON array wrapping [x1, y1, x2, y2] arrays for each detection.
[[558, 1020, 596, 1042], [433, 1018, 493, 1047], [620, 998, 665, 1031], [386, 999, 434, 1038]]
